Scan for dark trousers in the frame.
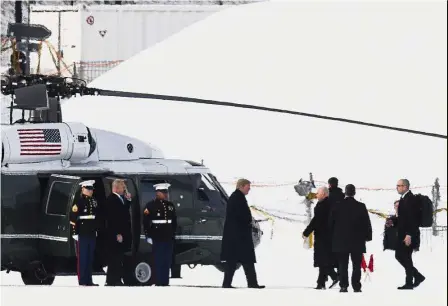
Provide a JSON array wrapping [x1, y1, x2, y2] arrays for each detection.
[[317, 266, 338, 286], [153, 241, 174, 286], [106, 251, 125, 285], [337, 252, 363, 290], [395, 244, 421, 285], [76, 235, 96, 285], [223, 262, 258, 287]]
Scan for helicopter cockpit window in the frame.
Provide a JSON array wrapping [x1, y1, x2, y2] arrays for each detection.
[[46, 181, 73, 216], [196, 173, 227, 211], [201, 174, 217, 191]]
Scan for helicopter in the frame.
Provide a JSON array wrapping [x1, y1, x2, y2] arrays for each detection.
[[0, 74, 264, 286]]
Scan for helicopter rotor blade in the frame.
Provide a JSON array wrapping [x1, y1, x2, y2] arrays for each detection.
[[97, 89, 447, 140]]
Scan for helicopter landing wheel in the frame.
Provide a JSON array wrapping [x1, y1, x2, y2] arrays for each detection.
[[21, 264, 55, 285], [123, 255, 154, 286]]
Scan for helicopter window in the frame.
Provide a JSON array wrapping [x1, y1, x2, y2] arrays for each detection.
[[46, 181, 73, 216], [194, 173, 227, 210], [201, 174, 216, 191], [197, 187, 209, 201]]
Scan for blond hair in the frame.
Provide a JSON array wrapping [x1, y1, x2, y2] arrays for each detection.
[[236, 178, 251, 189], [112, 179, 126, 191]]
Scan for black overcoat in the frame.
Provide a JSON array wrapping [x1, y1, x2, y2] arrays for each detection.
[[329, 197, 373, 253], [220, 189, 256, 264], [103, 193, 132, 252], [303, 197, 335, 267]]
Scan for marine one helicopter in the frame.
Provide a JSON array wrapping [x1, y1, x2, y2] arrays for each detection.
[[0, 74, 264, 286]]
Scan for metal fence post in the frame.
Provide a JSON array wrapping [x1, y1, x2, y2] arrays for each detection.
[[432, 178, 440, 236]]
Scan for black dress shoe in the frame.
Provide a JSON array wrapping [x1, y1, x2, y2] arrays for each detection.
[[314, 285, 326, 290], [398, 284, 414, 290], [354, 288, 362, 293], [248, 284, 265, 289], [340, 287, 348, 293], [329, 278, 339, 289], [87, 283, 99, 286], [414, 275, 426, 288]]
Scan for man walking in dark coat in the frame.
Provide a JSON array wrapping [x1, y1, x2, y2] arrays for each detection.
[[103, 179, 133, 286], [221, 178, 265, 289], [329, 184, 372, 293], [328, 177, 345, 203], [395, 179, 425, 290], [327, 177, 344, 282], [302, 186, 338, 289]]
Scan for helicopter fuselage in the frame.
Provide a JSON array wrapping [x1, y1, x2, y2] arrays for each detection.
[[1, 122, 262, 285]]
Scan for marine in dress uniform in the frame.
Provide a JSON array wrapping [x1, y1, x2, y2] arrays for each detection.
[[143, 183, 177, 286], [70, 180, 100, 286]]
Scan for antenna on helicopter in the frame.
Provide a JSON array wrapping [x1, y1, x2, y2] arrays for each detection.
[[1, 73, 446, 140]]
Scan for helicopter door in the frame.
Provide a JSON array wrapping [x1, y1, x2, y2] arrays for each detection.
[[190, 173, 226, 240], [39, 174, 81, 258]]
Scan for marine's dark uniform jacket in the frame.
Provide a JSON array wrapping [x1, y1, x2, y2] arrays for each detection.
[[143, 199, 177, 242], [70, 194, 99, 237]]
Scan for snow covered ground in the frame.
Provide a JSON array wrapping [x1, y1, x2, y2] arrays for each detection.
[[2, 213, 447, 306], [1, 0, 447, 305]]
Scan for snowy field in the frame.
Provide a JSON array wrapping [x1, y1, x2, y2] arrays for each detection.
[[1, 0, 447, 305], [1, 213, 447, 306]]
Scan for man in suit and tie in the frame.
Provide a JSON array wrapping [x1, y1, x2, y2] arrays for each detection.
[[104, 179, 133, 286], [395, 179, 425, 290]]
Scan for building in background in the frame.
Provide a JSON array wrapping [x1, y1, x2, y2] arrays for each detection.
[[2, 0, 263, 82]]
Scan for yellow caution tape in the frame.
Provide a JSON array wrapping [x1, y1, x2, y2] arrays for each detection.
[[368, 208, 447, 219], [250, 206, 275, 239]]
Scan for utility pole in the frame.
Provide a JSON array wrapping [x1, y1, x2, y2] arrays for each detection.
[[14, 1, 22, 74], [15, 1, 22, 23], [25, 1, 31, 75], [432, 178, 440, 236], [305, 172, 315, 224], [57, 11, 62, 76]]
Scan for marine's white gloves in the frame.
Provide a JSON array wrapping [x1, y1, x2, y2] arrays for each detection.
[[146, 237, 153, 244], [72, 235, 79, 241]]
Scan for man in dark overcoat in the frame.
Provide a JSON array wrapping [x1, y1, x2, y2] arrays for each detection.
[[327, 177, 345, 278], [220, 178, 265, 289], [329, 184, 372, 293], [103, 179, 133, 286], [303, 186, 338, 289], [328, 177, 345, 203], [395, 179, 425, 290]]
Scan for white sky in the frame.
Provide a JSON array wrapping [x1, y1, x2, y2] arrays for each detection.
[[62, 0, 447, 188]]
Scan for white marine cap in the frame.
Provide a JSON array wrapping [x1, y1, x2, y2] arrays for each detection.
[[79, 180, 95, 188], [154, 183, 171, 191]]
